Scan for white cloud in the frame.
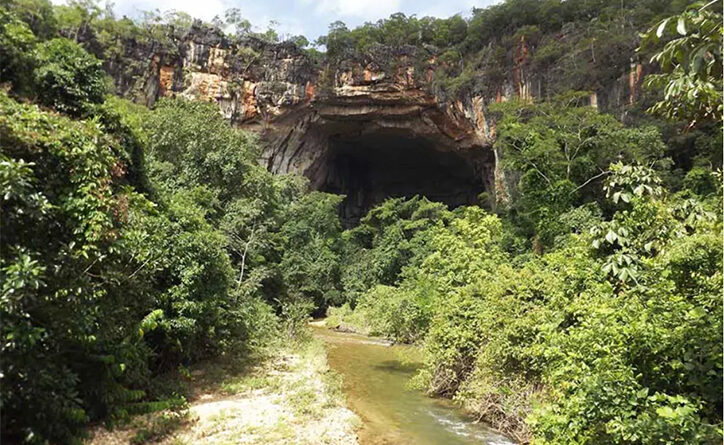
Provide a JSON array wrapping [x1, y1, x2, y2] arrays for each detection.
[[416, 0, 498, 20], [306, 0, 402, 22], [245, 13, 307, 37], [112, 0, 227, 21], [52, 0, 502, 41]]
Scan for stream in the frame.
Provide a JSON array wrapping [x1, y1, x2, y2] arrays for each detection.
[[313, 326, 516, 445]]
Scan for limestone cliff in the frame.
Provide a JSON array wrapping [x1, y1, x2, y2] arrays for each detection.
[[105, 22, 644, 223]]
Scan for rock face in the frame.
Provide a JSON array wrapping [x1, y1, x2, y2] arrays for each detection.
[[260, 61, 496, 224], [106, 22, 643, 224]]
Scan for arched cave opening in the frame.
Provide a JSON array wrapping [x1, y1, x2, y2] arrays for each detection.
[[314, 131, 494, 227]]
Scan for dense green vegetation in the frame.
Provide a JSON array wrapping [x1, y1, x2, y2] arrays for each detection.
[[0, 3, 342, 442], [325, 3, 723, 442], [490, 94, 669, 249], [333, 166, 721, 442], [1, 0, 722, 443], [639, 1, 723, 128], [318, 0, 692, 99]]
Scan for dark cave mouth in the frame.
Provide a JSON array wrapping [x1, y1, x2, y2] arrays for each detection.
[[317, 133, 493, 227]]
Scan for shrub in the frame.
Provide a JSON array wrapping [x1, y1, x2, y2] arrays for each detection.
[[32, 37, 106, 115], [337, 172, 722, 442], [279, 191, 345, 312], [357, 285, 430, 343], [340, 196, 451, 304], [325, 303, 369, 334], [0, 90, 288, 444], [0, 91, 146, 442], [683, 167, 719, 196], [0, 8, 36, 92]]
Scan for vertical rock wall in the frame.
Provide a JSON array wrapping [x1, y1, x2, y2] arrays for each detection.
[[104, 22, 645, 211]]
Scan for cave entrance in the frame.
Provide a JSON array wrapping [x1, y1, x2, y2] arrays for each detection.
[[318, 131, 493, 227]]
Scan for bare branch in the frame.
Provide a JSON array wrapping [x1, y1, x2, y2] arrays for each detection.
[[574, 170, 611, 192]]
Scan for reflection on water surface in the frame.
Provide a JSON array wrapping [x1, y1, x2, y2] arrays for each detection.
[[314, 327, 516, 445]]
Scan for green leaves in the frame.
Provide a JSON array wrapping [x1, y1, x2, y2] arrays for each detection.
[[321, 12, 469, 60], [278, 191, 345, 311], [492, 100, 665, 249], [604, 162, 664, 205], [1, 90, 299, 444], [676, 16, 688, 35], [640, 2, 723, 127], [601, 252, 639, 283], [657, 18, 671, 37], [347, 166, 722, 444], [32, 38, 107, 116], [0, 90, 137, 442], [138, 309, 164, 337], [340, 196, 452, 304], [605, 229, 619, 244]]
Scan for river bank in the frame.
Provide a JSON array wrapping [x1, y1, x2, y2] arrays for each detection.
[[85, 323, 515, 445], [314, 324, 516, 445], [85, 338, 359, 444]]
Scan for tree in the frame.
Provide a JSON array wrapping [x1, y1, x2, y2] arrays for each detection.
[[317, 20, 351, 60], [340, 196, 452, 304], [279, 191, 344, 311], [2, 0, 56, 38], [52, 0, 103, 41], [640, 1, 723, 128], [32, 37, 106, 115], [0, 8, 36, 92], [0, 91, 149, 443], [491, 94, 667, 246], [223, 7, 251, 37]]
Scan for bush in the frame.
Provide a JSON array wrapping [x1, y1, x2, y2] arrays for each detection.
[[325, 303, 369, 333], [279, 191, 345, 312], [128, 188, 237, 365], [0, 8, 36, 92], [0, 91, 303, 444], [32, 37, 106, 115], [329, 170, 722, 442], [0, 91, 148, 442], [141, 98, 344, 326], [683, 167, 719, 196], [340, 196, 451, 304], [280, 299, 315, 339], [357, 285, 430, 343]]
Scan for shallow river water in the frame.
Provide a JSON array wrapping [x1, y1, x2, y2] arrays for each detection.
[[314, 326, 516, 445]]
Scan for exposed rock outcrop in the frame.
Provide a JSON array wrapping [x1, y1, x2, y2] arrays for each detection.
[[104, 22, 644, 222]]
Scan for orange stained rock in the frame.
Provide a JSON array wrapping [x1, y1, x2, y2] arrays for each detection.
[[159, 66, 174, 95]]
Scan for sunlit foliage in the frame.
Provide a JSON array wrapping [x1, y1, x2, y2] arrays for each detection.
[[640, 1, 723, 128]]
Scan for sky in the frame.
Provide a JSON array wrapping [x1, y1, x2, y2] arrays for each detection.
[[55, 0, 502, 42]]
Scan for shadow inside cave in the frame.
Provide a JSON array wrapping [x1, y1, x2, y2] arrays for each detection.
[[317, 131, 493, 227]]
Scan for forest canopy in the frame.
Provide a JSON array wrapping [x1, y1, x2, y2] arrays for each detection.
[[0, 0, 722, 443]]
